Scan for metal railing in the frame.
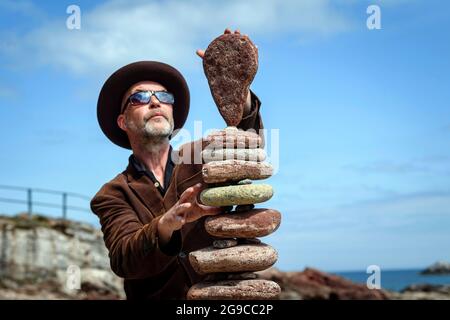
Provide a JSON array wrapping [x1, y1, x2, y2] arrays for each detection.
[[0, 184, 91, 220]]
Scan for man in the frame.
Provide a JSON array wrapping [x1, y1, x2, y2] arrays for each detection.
[[91, 29, 264, 299]]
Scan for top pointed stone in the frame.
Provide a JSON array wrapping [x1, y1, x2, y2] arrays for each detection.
[[203, 33, 258, 126]]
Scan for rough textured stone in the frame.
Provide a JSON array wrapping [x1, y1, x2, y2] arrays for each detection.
[[187, 279, 280, 300], [189, 244, 277, 274], [202, 148, 266, 163], [203, 34, 258, 126], [205, 209, 281, 238], [205, 128, 262, 148], [213, 239, 238, 249], [200, 184, 273, 206], [202, 160, 273, 183]]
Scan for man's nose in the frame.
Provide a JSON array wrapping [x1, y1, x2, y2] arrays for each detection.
[[148, 95, 161, 108]]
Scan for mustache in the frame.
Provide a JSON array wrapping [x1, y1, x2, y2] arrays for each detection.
[[144, 111, 169, 122]]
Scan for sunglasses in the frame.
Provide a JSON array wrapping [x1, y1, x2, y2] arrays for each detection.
[[122, 90, 175, 112]]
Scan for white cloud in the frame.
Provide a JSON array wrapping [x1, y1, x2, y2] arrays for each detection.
[[2, 0, 353, 75]]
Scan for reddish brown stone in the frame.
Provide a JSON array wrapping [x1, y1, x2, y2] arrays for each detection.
[[205, 128, 262, 149], [203, 34, 258, 126], [202, 160, 273, 183], [189, 244, 277, 274], [205, 208, 281, 238], [187, 279, 280, 300]]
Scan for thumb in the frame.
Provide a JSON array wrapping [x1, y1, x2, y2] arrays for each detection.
[[196, 49, 205, 59]]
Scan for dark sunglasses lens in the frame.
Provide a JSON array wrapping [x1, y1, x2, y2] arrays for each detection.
[[129, 91, 150, 105], [155, 91, 175, 104]]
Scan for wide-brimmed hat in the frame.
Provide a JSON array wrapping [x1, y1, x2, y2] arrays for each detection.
[[97, 61, 190, 149]]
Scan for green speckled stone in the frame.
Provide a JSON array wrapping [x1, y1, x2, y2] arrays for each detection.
[[200, 184, 273, 206]]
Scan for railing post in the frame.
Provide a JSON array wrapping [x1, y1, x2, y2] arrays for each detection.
[[62, 192, 67, 220], [27, 188, 32, 216]]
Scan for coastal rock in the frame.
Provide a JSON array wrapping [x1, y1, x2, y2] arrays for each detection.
[[421, 261, 450, 275], [202, 160, 273, 183], [205, 129, 262, 149], [202, 148, 266, 163], [389, 284, 450, 300], [189, 244, 277, 274], [256, 267, 389, 300], [200, 184, 273, 206], [205, 209, 281, 238], [0, 214, 125, 299], [203, 33, 258, 126], [187, 279, 280, 300]]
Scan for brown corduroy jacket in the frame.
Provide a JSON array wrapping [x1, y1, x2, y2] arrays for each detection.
[[90, 94, 263, 300]]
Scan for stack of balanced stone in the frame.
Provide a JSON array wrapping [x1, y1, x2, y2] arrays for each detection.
[[186, 31, 281, 300], [186, 126, 282, 300]]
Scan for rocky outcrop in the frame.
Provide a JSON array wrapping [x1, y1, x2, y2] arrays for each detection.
[[391, 284, 450, 300], [421, 261, 450, 275], [0, 213, 124, 300], [256, 267, 390, 300]]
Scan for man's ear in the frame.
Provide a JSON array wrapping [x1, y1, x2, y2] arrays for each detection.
[[117, 114, 127, 131]]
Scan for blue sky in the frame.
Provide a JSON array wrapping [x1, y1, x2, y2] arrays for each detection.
[[0, 0, 449, 272]]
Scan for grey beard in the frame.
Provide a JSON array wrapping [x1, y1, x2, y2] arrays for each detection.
[[127, 116, 174, 150]]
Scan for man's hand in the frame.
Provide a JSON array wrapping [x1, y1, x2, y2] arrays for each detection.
[[157, 183, 222, 246], [196, 28, 256, 116]]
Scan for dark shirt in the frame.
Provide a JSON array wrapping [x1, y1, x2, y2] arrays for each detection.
[[129, 146, 175, 196]]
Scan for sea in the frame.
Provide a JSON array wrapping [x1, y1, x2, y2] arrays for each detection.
[[334, 269, 450, 292]]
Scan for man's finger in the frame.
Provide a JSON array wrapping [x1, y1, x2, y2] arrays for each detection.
[[234, 29, 241, 35], [175, 202, 192, 214], [179, 187, 194, 203], [196, 49, 205, 59], [224, 28, 232, 34]]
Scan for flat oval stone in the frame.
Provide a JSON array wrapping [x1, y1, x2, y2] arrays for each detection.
[[200, 184, 273, 206], [202, 148, 266, 163], [189, 243, 277, 274], [205, 208, 281, 238], [206, 129, 262, 149], [187, 279, 280, 300], [202, 160, 273, 183]]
